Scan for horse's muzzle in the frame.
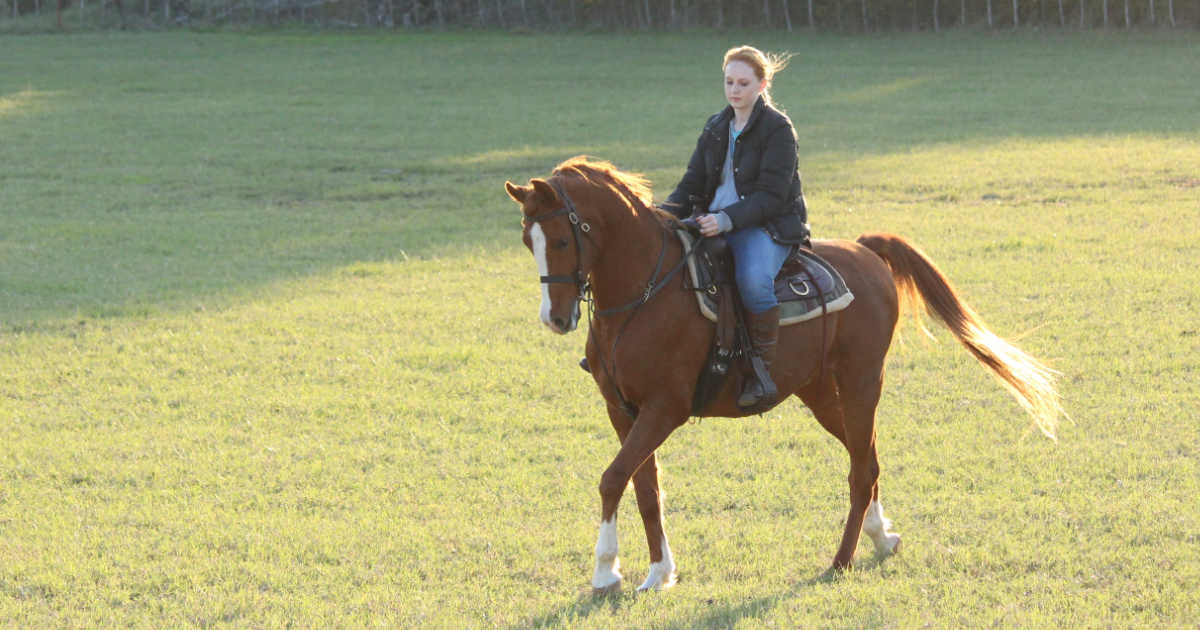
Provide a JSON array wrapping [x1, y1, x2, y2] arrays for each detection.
[[543, 299, 580, 334]]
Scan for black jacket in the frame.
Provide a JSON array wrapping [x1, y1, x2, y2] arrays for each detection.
[[664, 96, 810, 244]]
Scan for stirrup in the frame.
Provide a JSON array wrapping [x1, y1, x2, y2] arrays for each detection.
[[737, 380, 777, 410], [737, 355, 777, 411]]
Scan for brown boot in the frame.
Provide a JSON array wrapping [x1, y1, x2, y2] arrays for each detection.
[[737, 306, 780, 411]]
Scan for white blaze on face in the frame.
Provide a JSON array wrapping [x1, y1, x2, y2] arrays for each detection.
[[592, 517, 622, 590], [529, 223, 555, 330]]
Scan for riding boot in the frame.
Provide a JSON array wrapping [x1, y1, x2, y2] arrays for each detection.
[[737, 306, 780, 411]]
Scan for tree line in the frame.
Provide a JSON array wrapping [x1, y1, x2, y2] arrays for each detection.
[[6, 0, 1198, 30]]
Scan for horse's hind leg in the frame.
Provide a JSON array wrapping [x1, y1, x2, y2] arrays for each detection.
[[801, 368, 899, 571], [831, 370, 880, 571]]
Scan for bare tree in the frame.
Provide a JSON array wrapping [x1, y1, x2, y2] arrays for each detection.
[[783, 0, 793, 30], [862, 0, 869, 30], [987, 0, 994, 27], [933, 0, 940, 30], [961, 0, 967, 25], [1013, 0, 1019, 26], [1058, 0, 1064, 24], [808, 0, 814, 26], [1123, 0, 1129, 26]]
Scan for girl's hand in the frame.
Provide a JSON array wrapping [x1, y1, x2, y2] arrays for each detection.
[[697, 214, 722, 237]]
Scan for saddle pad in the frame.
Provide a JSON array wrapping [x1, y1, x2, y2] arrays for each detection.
[[676, 230, 854, 326]]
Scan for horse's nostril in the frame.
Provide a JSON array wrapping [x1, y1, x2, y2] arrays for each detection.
[[552, 317, 568, 330]]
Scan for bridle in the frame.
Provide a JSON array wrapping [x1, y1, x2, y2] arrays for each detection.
[[523, 177, 699, 418], [523, 179, 595, 320]]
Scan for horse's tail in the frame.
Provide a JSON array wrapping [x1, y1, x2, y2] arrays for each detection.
[[856, 232, 1064, 440]]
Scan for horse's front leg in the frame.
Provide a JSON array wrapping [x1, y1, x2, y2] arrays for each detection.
[[631, 452, 677, 591], [592, 403, 683, 593]]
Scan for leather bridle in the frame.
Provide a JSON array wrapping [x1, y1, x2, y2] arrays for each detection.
[[523, 179, 595, 319]]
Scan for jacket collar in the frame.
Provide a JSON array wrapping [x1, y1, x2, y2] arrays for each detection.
[[717, 95, 767, 134]]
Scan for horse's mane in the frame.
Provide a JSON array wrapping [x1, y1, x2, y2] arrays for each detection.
[[551, 156, 679, 226]]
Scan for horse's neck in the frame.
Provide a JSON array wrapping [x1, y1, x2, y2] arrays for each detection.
[[589, 210, 678, 317]]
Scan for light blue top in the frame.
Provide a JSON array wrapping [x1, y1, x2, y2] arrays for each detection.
[[707, 120, 742, 233]]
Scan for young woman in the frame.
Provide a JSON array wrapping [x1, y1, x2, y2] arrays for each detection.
[[662, 45, 810, 411]]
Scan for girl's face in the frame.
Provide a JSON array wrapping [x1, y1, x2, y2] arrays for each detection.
[[724, 60, 764, 111]]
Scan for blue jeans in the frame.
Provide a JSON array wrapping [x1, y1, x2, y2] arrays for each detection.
[[727, 227, 794, 314]]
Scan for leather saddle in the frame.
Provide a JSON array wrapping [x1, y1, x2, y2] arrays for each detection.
[[676, 230, 854, 326], [676, 228, 853, 415]]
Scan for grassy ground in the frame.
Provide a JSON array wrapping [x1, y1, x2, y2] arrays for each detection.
[[1, 31, 1198, 628]]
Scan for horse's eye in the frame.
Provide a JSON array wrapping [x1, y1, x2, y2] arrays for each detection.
[[554, 238, 570, 250]]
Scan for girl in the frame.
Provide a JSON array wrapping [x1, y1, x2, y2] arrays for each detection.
[[662, 45, 810, 411]]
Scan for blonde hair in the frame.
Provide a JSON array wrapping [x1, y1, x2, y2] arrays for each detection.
[[723, 45, 793, 106]]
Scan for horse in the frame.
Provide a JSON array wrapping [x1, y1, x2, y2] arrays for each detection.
[[503, 156, 1063, 592]]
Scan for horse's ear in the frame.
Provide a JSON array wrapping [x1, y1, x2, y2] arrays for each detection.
[[505, 181, 531, 203], [531, 178, 559, 203]]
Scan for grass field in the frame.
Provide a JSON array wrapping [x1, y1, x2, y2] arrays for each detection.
[[1, 30, 1198, 628]]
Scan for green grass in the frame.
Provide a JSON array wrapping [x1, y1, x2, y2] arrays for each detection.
[[1, 31, 1198, 628]]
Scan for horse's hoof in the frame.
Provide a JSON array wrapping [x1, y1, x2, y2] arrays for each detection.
[[873, 532, 901, 557], [636, 571, 678, 592], [591, 579, 622, 597]]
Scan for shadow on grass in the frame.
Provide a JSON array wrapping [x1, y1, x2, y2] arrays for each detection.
[[4, 33, 1198, 331], [515, 554, 898, 630], [0, 139, 662, 331], [514, 588, 633, 629]]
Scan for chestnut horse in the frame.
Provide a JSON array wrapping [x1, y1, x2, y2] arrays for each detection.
[[504, 157, 1062, 591]]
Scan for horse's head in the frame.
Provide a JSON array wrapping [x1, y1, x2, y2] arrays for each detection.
[[504, 177, 597, 334]]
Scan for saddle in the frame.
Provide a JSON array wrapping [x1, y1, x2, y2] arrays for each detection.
[[677, 230, 854, 415], [677, 230, 854, 326]]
